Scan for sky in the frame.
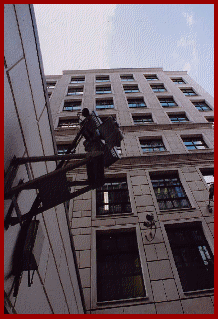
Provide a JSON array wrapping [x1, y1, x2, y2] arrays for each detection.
[[33, 4, 214, 97]]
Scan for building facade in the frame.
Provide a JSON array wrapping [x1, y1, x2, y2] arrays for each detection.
[[46, 67, 214, 314], [4, 4, 85, 314]]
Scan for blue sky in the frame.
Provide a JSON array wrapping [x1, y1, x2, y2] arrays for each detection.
[[33, 4, 214, 96]]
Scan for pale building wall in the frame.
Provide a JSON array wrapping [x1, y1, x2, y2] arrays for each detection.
[[4, 4, 84, 314], [47, 68, 214, 314]]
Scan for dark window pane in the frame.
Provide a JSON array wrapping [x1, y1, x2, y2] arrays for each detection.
[[165, 224, 214, 292], [97, 231, 146, 301]]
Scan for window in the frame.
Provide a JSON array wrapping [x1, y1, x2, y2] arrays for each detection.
[[96, 178, 131, 216], [168, 114, 189, 123], [150, 173, 191, 210], [151, 84, 166, 92], [96, 99, 114, 110], [165, 223, 214, 292], [57, 144, 71, 155], [70, 76, 85, 83], [144, 74, 158, 81], [192, 101, 211, 112], [128, 98, 146, 108], [96, 75, 110, 82], [96, 230, 146, 302], [182, 137, 208, 150], [200, 168, 214, 186], [123, 85, 140, 93], [205, 117, 214, 123], [120, 75, 134, 81], [133, 115, 153, 124], [58, 118, 80, 128], [96, 85, 111, 94], [63, 100, 82, 111], [171, 78, 185, 84], [180, 88, 197, 96], [158, 97, 177, 107], [46, 82, 56, 89], [140, 139, 166, 153], [67, 87, 83, 95], [99, 115, 116, 123], [116, 146, 122, 156]]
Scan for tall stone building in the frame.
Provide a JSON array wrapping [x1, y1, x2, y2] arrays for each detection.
[[46, 68, 214, 314]]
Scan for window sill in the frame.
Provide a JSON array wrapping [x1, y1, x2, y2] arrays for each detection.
[[187, 148, 213, 153], [96, 212, 134, 219], [142, 150, 170, 156], [184, 288, 214, 297], [159, 207, 196, 213], [96, 296, 149, 309]]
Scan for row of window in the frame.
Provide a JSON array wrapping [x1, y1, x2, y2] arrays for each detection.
[[61, 98, 212, 112], [57, 135, 210, 158], [96, 221, 214, 302], [96, 169, 213, 214], [140, 136, 209, 153], [57, 113, 214, 129], [46, 75, 186, 88], [63, 84, 198, 97], [95, 170, 214, 301]]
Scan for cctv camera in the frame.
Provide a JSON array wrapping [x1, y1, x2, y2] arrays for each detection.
[[146, 213, 154, 222]]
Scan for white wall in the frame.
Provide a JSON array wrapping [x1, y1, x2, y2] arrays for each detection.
[[4, 4, 84, 314]]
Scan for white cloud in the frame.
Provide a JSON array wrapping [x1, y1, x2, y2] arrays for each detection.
[[177, 36, 196, 47], [182, 12, 195, 27], [183, 62, 191, 72], [33, 4, 117, 74]]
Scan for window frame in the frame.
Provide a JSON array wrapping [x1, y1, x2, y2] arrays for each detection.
[[158, 97, 177, 108], [120, 75, 134, 81], [58, 117, 80, 128], [144, 74, 159, 81], [182, 136, 208, 151], [123, 84, 140, 93], [95, 177, 132, 217], [46, 81, 57, 89], [96, 75, 110, 82], [149, 172, 192, 211], [192, 101, 212, 112], [180, 88, 197, 96], [96, 229, 146, 302], [91, 224, 152, 309], [150, 84, 166, 93], [205, 116, 214, 123], [140, 138, 166, 153], [171, 78, 186, 84], [132, 114, 154, 125], [161, 219, 214, 297], [57, 144, 72, 155], [198, 167, 214, 191], [67, 86, 84, 96], [63, 100, 82, 112], [127, 97, 146, 108], [96, 98, 114, 110], [70, 76, 85, 83], [168, 113, 189, 123], [96, 85, 112, 94]]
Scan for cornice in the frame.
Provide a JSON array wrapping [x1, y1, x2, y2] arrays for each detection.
[[121, 122, 213, 132], [66, 151, 214, 177]]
